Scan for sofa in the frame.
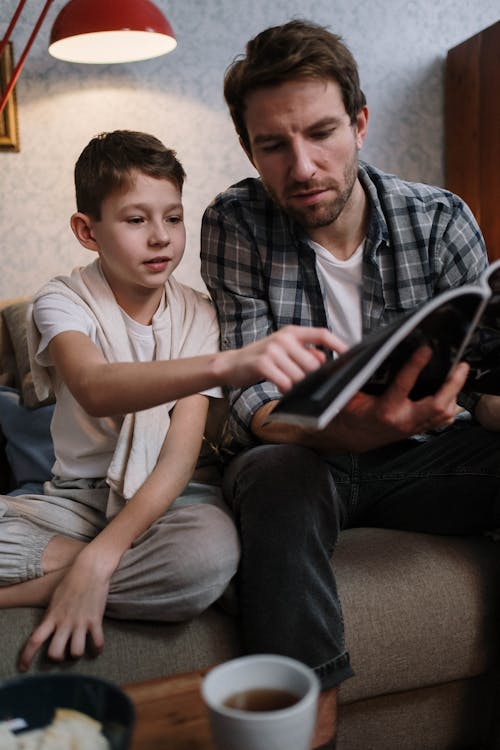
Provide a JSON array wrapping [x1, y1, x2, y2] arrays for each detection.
[[0, 297, 499, 750]]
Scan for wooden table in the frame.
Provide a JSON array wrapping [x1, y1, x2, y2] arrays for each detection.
[[123, 670, 216, 750]]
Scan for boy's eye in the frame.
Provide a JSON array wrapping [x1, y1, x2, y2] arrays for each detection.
[[167, 216, 183, 224], [127, 216, 144, 224]]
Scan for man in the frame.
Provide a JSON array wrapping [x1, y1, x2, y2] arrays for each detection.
[[201, 20, 500, 748]]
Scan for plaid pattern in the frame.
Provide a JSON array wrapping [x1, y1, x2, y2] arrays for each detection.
[[201, 161, 487, 448]]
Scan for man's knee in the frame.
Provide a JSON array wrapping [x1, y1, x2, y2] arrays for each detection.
[[224, 443, 339, 522]]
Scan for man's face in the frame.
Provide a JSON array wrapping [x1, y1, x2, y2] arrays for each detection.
[[243, 78, 368, 236]]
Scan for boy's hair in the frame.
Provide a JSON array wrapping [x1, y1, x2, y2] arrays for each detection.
[[74, 130, 186, 220], [224, 19, 366, 154]]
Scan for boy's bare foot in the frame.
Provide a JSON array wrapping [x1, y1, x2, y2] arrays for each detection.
[[0, 568, 68, 608], [0, 536, 86, 609], [41, 535, 86, 573]]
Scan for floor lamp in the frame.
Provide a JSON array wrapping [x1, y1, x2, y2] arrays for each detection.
[[0, 0, 177, 118]]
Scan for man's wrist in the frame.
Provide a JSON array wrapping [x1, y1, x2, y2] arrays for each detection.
[[457, 391, 483, 417]]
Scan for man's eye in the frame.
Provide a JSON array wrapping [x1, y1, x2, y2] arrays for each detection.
[[312, 129, 334, 140], [258, 143, 283, 155]]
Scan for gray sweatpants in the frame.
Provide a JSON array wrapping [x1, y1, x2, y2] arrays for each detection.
[[0, 478, 240, 622]]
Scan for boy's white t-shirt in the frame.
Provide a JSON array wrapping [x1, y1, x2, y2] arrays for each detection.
[[33, 288, 222, 481], [309, 239, 364, 348]]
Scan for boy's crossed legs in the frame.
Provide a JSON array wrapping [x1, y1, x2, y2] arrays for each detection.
[[0, 488, 239, 660]]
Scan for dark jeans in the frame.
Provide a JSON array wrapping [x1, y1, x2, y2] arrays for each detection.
[[223, 421, 500, 690]]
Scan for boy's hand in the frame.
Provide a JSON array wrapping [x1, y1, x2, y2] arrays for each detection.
[[18, 553, 109, 671], [217, 325, 346, 393]]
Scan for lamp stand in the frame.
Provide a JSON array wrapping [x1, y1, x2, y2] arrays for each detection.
[[0, 0, 54, 117]]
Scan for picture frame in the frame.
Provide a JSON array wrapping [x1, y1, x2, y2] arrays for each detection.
[[0, 42, 20, 152]]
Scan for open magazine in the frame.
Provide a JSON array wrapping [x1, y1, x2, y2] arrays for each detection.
[[267, 260, 500, 429]]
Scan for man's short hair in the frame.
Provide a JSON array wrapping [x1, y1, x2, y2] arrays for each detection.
[[224, 19, 366, 154], [74, 130, 186, 220]]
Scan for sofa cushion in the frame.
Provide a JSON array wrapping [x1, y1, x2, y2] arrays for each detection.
[[336, 676, 494, 750], [336, 527, 500, 705], [0, 605, 240, 683], [0, 385, 54, 493], [2, 301, 55, 409]]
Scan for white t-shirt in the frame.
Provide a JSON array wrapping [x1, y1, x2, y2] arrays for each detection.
[[33, 286, 222, 481], [309, 239, 364, 348]]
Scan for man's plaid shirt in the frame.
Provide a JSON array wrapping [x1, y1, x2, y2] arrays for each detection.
[[201, 161, 487, 449]]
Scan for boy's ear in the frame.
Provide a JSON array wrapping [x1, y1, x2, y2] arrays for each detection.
[[70, 212, 99, 252]]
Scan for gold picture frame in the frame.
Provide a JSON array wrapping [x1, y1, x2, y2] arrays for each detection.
[[0, 42, 20, 152]]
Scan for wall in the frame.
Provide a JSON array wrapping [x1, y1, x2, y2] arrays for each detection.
[[0, 0, 498, 298]]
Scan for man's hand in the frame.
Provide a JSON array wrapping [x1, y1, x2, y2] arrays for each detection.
[[252, 346, 469, 453], [327, 346, 469, 452], [217, 325, 346, 393], [18, 550, 109, 672]]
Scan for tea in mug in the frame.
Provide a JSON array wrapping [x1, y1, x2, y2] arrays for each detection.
[[223, 688, 300, 712]]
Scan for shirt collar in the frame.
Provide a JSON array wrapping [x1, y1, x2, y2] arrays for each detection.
[[357, 161, 390, 255]]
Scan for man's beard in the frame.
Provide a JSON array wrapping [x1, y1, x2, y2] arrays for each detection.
[[264, 153, 359, 230]]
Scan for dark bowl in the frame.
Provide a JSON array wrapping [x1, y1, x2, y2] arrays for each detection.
[[0, 673, 135, 749]]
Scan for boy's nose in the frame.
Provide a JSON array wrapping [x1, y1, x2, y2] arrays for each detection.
[[149, 222, 170, 246]]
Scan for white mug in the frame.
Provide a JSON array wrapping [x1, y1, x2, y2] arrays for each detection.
[[201, 654, 320, 750]]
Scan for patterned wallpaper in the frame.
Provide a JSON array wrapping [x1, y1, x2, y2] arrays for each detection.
[[0, 0, 498, 298]]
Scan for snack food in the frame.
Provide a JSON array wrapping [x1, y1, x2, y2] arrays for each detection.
[[0, 708, 110, 749]]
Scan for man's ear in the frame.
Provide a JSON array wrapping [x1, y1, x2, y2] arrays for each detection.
[[354, 106, 369, 150], [70, 212, 99, 252], [239, 136, 255, 168]]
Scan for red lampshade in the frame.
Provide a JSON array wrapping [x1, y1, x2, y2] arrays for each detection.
[[49, 0, 177, 63]]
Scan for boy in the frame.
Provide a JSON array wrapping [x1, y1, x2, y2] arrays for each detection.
[[0, 130, 341, 672]]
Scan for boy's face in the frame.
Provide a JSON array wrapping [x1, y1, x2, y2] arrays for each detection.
[[85, 171, 185, 301]]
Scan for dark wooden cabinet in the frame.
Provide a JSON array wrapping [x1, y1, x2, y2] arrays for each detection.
[[445, 20, 500, 261]]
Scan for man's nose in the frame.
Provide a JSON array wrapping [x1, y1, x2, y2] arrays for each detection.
[[289, 141, 316, 182]]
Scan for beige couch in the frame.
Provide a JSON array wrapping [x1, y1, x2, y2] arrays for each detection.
[[0, 298, 499, 750]]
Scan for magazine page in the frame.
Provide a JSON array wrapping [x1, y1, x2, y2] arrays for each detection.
[[462, 261, 500, 393], [267, 315, 408, 428], [480, 259, 500, 290], [268, 289, 487, 430]]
